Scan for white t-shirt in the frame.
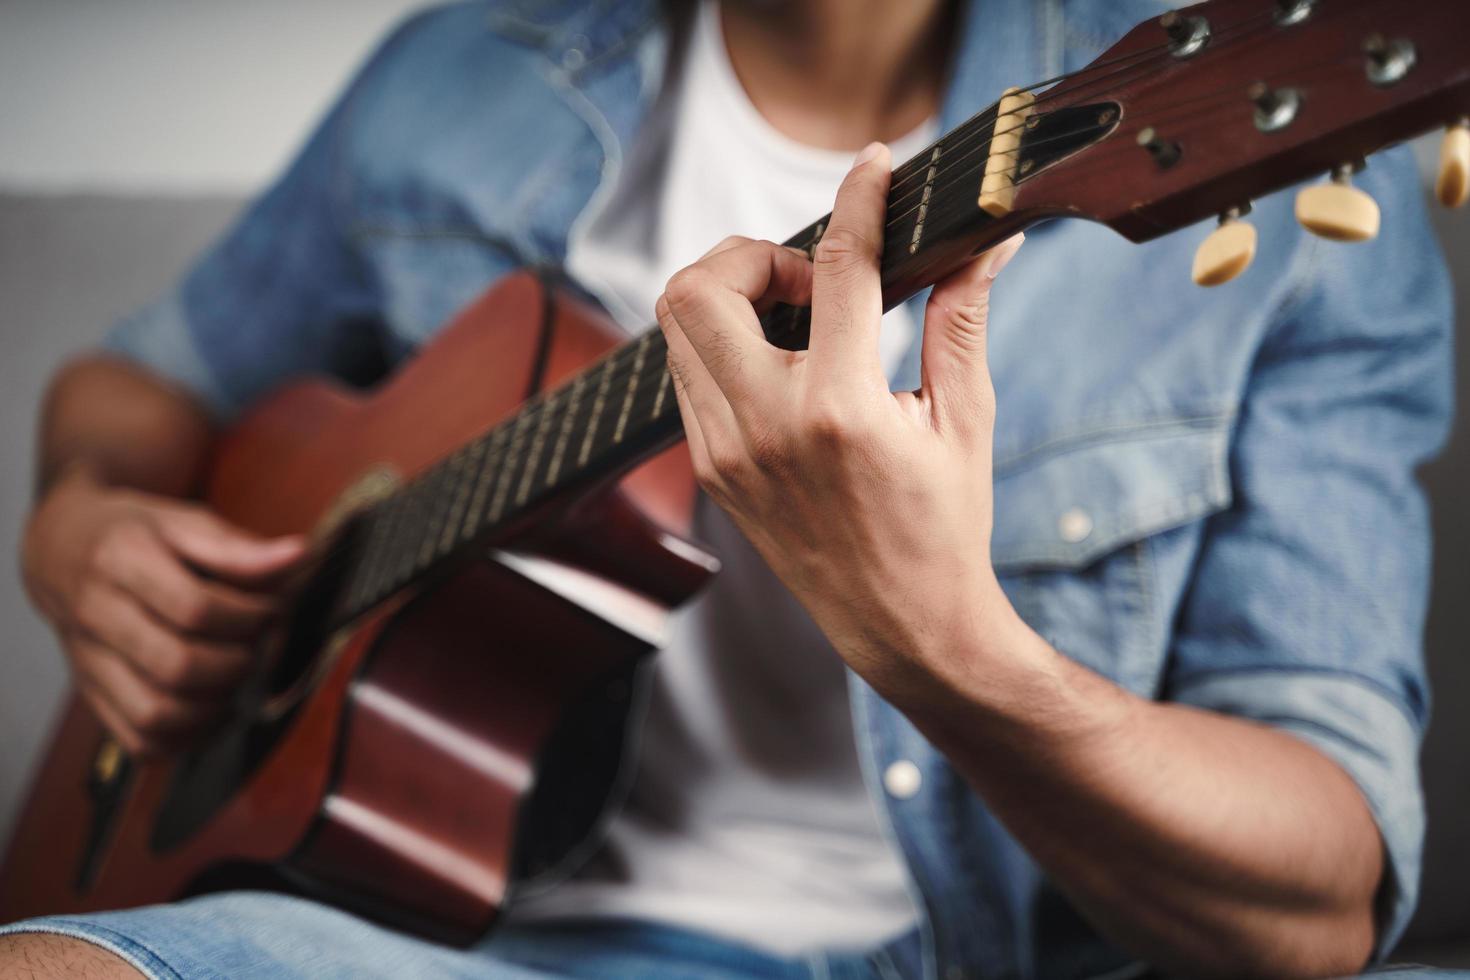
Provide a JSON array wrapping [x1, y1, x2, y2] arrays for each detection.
[[510, 1, 932, 955]]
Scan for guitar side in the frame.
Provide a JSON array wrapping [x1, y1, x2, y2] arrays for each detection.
[[0, 271, 713, 943]]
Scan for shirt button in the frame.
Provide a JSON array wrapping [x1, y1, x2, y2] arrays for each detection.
[[1058, 507, 1093, 543], [883, 760, 922, 799], [561, 43, 587, 71]]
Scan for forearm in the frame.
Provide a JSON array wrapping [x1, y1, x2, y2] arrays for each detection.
[[901, 602, 1382, 978], [36, 355, 215, 499]]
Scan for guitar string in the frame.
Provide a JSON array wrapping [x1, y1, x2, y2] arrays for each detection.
[[341, 10, 1334, 602]]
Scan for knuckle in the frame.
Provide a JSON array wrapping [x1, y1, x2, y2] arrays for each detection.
[[73, 583, 109, 631], [664, 267, 715, 310], [945, 295, 991, 349], [93, 520, 152, 577], [746, 426, 792, 475], [803, 398, 856, 446], [152, 638, 196, 688], [89, 525, 128, 572], [168, 589, 211, 632], [691, 455, 723, 496], [716, 234, 750, 252], [693, 467, 718, 494], [706, 442, 748, 482], [812, 228, 876, 271]]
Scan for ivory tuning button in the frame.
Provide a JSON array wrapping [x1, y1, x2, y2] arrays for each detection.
[[1193, 207, 1257, 287], [1437, 119, 1470, 209], [1295, 164, 1380, 242]]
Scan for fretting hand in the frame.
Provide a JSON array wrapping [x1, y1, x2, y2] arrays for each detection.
[[655, 141, 1025, 708]]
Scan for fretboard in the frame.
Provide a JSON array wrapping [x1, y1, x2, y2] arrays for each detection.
[[328, 99, 1020, 627]]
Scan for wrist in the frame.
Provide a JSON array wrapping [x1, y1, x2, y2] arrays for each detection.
[[904, 579, 1134, 753]]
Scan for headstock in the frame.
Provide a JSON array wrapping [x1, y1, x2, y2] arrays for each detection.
[[999, 0, 1470, 285]]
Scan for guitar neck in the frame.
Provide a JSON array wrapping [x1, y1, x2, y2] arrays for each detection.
[[327, 110, 1036, 626]]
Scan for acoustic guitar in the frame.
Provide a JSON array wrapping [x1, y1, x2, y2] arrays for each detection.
[[3, 0, 1467, 945]]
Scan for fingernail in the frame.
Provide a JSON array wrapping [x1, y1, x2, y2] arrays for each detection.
[[264, 535, 307, 555], [853, 142, 885, 168], [986, 233, 1025, 279]]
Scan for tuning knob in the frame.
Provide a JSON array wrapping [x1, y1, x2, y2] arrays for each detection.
[[1437, 120, 1470, 208], [1193, 208, 1257, 287], [1295, 165, 1380, 241]]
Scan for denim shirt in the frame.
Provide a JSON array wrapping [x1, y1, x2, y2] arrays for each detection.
[[105, 1, 1454, 977]]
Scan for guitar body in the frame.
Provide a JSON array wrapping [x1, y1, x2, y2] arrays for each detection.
[[0, 271, 713, 944]]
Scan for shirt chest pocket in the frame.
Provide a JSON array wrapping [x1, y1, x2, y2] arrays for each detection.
[[990, 417, 1234, 694]]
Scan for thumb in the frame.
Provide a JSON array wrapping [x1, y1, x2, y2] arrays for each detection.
[[152, 506, 307, 585], [920, 233, 1023, 434]]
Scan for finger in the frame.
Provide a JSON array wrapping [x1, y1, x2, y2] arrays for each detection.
[[809, 142, 892, 392], [75, 583, 254, 695], [699, 234, 754, 260], [76, 674, 147, 757], [920, 233, 1024, 435], [661, 241, 810, 407], [656, 293, 740, 441], [95, 525, 280, 638], [71, 635, 223, 754], [152, 506, 307, 586], [666, 353, 717, 488]]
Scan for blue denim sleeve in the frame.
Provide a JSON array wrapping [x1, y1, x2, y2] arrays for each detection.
[[99, 11, 438, 418], [1162, 147, 1454, 959]]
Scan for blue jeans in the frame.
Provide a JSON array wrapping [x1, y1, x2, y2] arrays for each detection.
[[2, 890, 1465, 979], [0, 891, 906, 979]]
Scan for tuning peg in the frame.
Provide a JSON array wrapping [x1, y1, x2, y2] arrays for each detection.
[[1295, 164, 1380, 242], [1437, 119, 1470, 208], [1193, 208, 1257, 287]]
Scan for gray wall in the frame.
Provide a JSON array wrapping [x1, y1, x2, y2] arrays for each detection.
[[0, 193, 1466, 949], [0, 195, 241, 825], [0, 0, 423, 192]]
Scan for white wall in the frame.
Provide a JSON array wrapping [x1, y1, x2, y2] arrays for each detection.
[[0, 0, 427, 194]]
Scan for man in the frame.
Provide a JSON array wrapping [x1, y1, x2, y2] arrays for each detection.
[[0, 0, 1454, 977]]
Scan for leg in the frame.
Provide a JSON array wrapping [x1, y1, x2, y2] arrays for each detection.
[[0, 932, 143, 979], [0, 892, 508, 980]]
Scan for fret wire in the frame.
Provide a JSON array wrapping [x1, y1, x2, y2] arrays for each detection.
[[614, 331, 652, 444], [429, 447, 475, 558], [415, 459, 457, 571], [546, 373, 587, 487], [490, 411, 534, 523], [651, 361, 673, 419], [463, 424, 509, 540], [440, 438, 487, 555], [515, 387, 560, 506], [578, 356, 618, 467]]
